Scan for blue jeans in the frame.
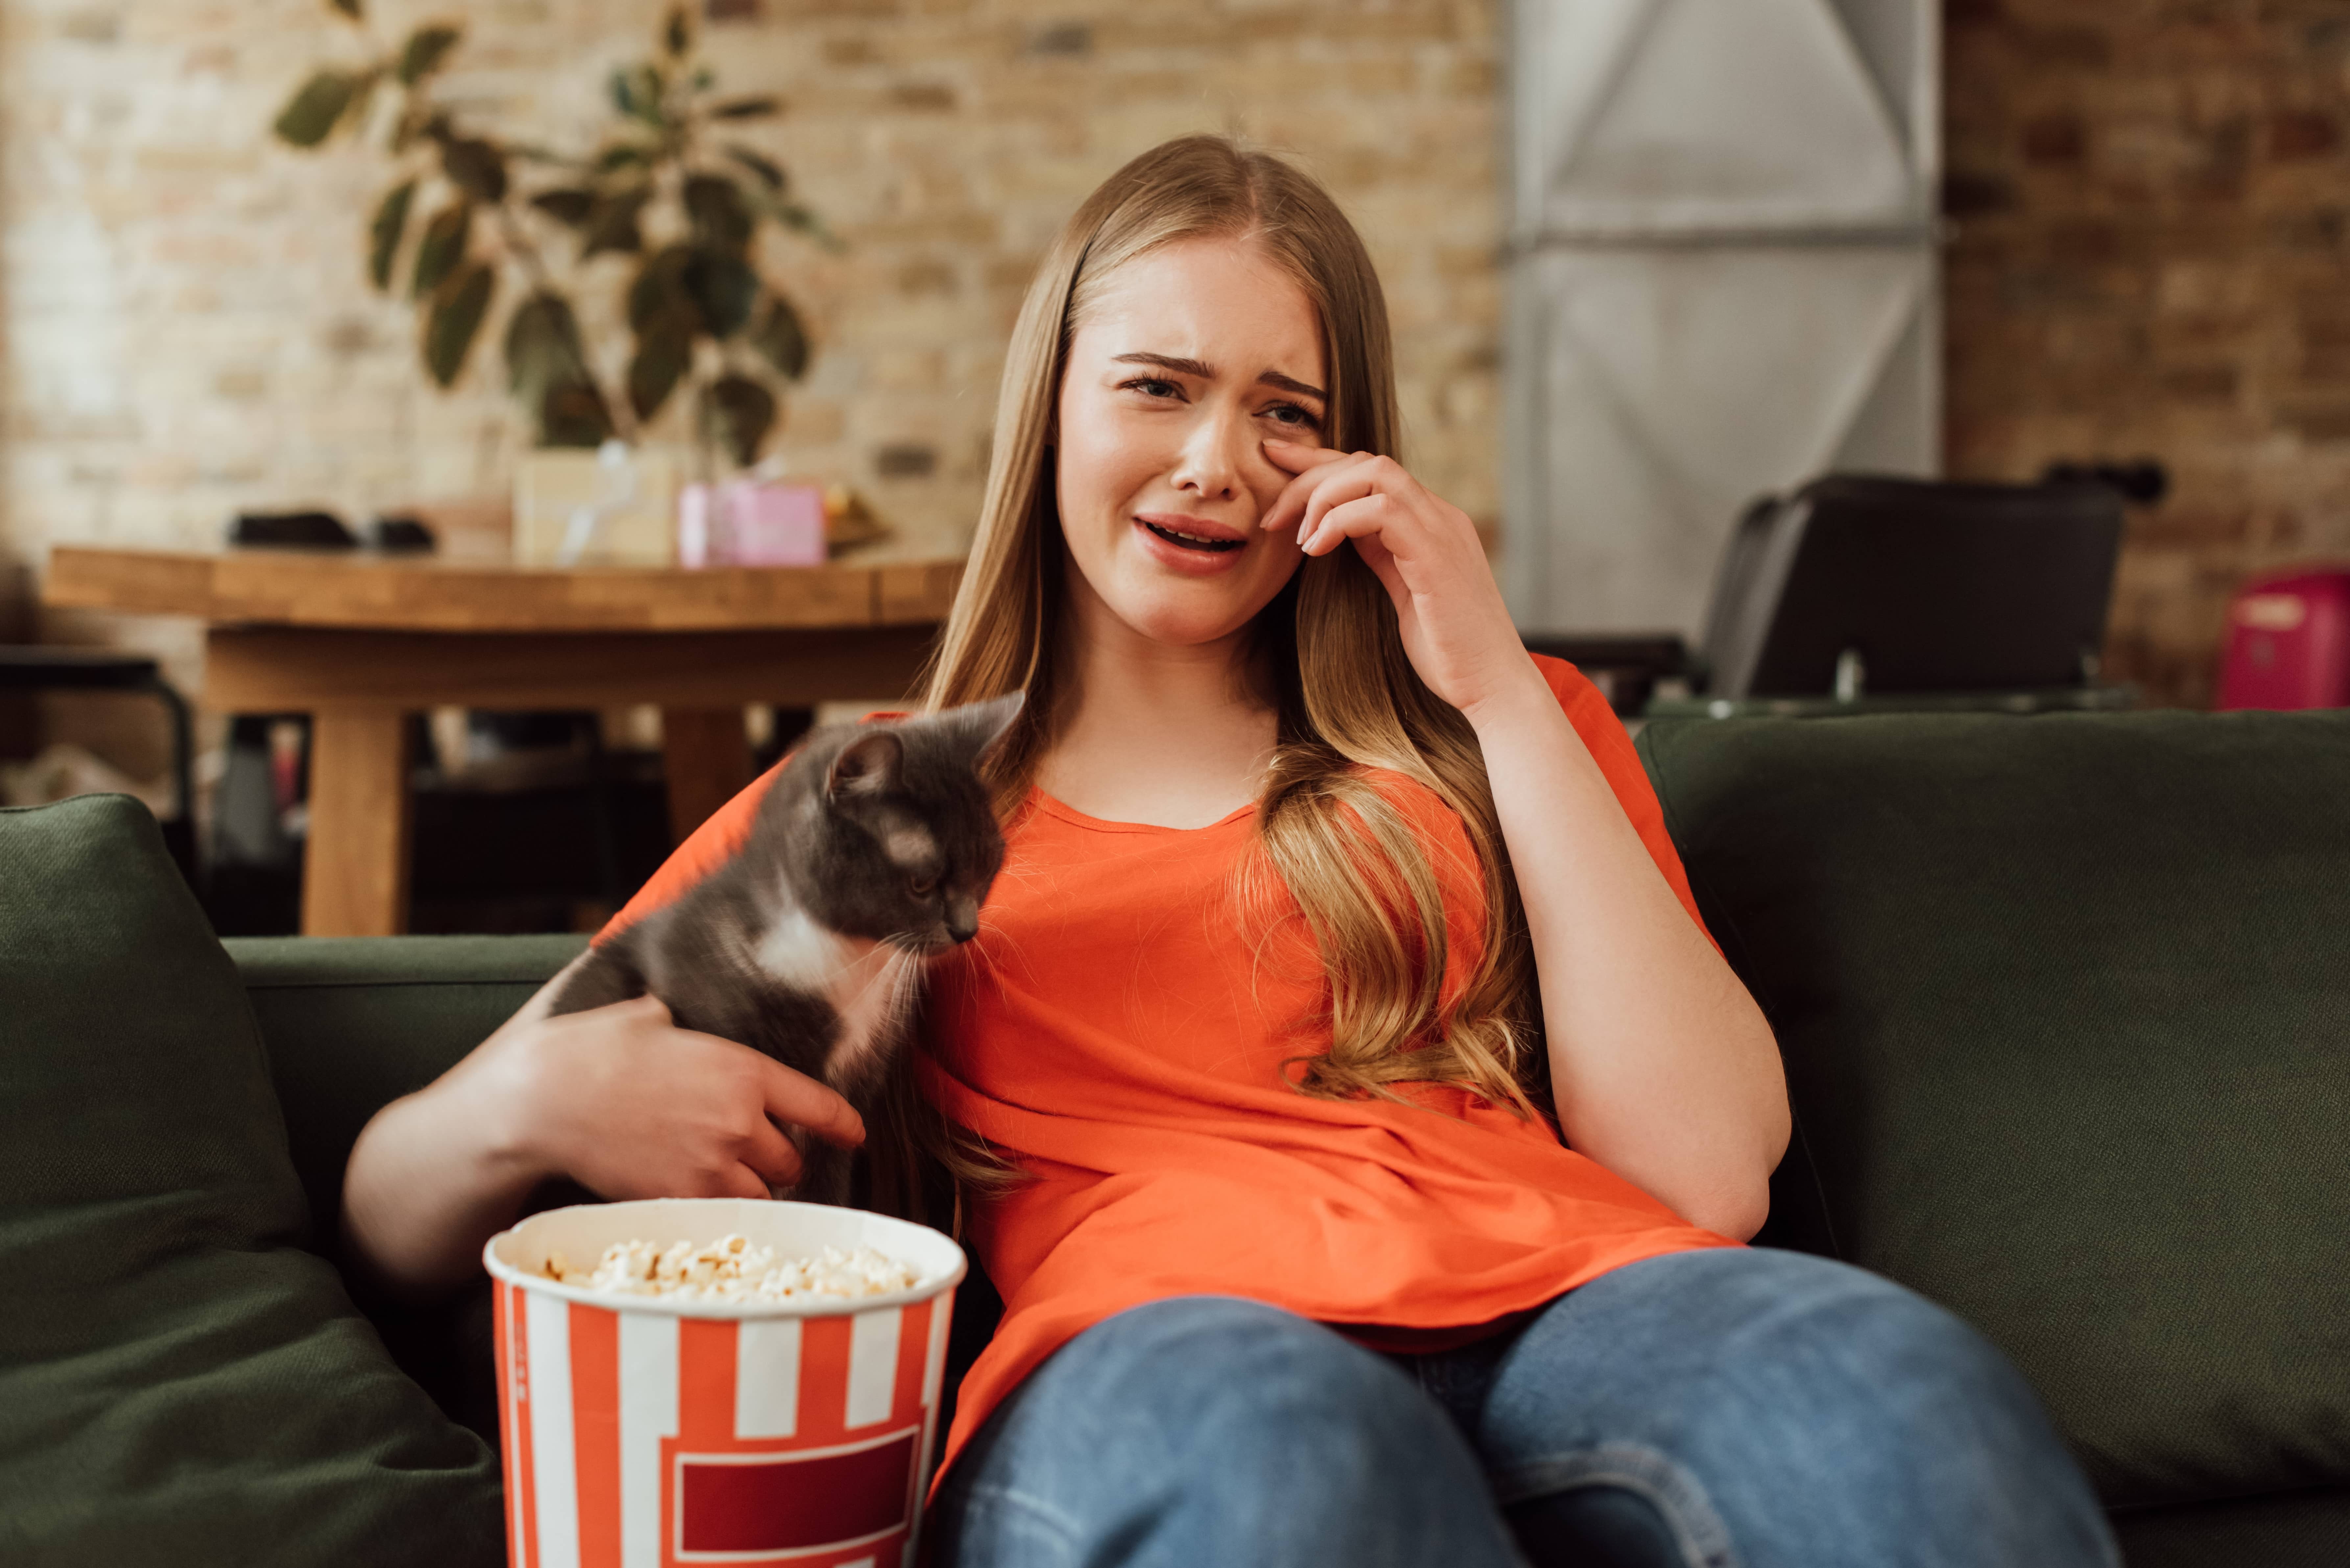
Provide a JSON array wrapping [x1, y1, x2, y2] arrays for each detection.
[[929, 1246, 2121, 1567]]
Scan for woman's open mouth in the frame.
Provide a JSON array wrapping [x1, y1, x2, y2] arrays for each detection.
[[1139, 519, 1243, 553], [1130, 512, 1252, 576]]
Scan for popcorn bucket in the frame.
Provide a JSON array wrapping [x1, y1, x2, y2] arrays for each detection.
[[485, 1199, 966, 1568]]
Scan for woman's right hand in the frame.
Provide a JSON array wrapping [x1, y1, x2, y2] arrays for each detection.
[[494, 993, 866, 1202], [340, 965, 865, 1299]]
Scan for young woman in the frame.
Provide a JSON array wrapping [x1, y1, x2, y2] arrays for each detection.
[[344, 138, 2119, 1567]]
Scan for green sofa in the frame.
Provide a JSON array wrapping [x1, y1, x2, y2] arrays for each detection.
[[3, 709, 2346, 1565]]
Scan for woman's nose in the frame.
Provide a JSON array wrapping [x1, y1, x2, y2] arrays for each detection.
[[1169, 402, 1251, 502]]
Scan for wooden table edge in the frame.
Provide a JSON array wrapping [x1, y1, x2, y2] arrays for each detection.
[[42, 545, 964, 634]]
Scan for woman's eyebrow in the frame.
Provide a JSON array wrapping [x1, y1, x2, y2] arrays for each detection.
[[1113, 351, 1214, 379], [1257, 369, 1327, 403]]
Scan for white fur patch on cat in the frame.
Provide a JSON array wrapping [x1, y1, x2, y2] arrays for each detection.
[[752, 907, 855, 992], [752, 908, 917, 1092], [826, 945, 921, 1093], [884, 823, 937, 870]]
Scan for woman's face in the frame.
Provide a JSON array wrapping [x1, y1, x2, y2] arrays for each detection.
[[1053, 237, 1327, 649]]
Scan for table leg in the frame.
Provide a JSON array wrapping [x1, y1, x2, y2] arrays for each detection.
[[302, 709, 414, 937], [662, 705, 754, 844]]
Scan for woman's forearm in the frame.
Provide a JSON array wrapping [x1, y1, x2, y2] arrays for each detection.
[[341, 1002, 555, 1299], [1466, 674, 1788, 1239]]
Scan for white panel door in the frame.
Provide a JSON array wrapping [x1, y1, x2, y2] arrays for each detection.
[[1505, 0, 1941, 635]]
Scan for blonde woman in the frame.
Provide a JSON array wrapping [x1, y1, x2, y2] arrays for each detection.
[[345, 138, 2119, 1567]]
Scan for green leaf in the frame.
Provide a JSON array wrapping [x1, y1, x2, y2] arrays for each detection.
[[627, 244, 695, 332], [722, 144, 786, 192], [529, 188, 596, 227], [367, 178, 415, 291], [776, 200, 846, 253], [440, 137, 508, 203], [330, 0, 363, 18], [707, 95, 781, 120], [627, 313, 695, 421], [595, 142, 653, 174], [699, 374, 777, 468], [503, 291, 614, 446], [538, 380, 617, 448], [273, 70, 357, 148], [344, 68, 383, 138], [422, 262, 495, 388], [582, 189, 651, 257], [398, 108, 452, 155], [610, 63, 666, 127], [683, 175, 753, 252], [502, 290, 588, 399], [663, 6, 692, 57], [681, 247, 758, 338], [397, 24, 461, 85], [411, 200, 470, 298], [749, 293, 810, 381]]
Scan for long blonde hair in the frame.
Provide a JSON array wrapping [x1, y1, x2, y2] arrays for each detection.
[[913, 134, 1540, 1125]]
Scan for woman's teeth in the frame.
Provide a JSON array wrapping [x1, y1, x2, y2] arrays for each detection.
[[1143, 520, 1241, 552]]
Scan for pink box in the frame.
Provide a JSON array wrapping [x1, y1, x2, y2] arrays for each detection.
[[2215, 566, 2350, 711], [726, 482, 828, 567], [678, 483, 829, 568]]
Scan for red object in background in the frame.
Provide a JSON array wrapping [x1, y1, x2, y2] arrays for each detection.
[[2215, 567, 2350, 710]]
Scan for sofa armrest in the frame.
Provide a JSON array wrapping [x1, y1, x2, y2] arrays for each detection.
[[227, 934, 588, 1250]]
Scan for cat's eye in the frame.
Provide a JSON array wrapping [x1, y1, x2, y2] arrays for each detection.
[[910, 873, 938, 897]]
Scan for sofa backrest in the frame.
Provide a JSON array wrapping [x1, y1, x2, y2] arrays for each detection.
[[1637, 710, 2350, 1515], [227, 934, 587, 1245]]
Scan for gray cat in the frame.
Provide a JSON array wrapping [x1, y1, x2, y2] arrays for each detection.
[[544, 693, 1021, 1205]]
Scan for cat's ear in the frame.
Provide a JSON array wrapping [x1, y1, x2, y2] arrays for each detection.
[[947, 691, 1026, 767], [826, 730, 904, 801]]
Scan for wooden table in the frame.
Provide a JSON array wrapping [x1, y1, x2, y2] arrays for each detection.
[[44, 546, 961, 936]]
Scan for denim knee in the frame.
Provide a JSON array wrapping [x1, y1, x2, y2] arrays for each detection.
[[934, 1296, 1519, 1568], [1035, 1297, 1475, 1506], [1469, 1249, 2118, 1568]]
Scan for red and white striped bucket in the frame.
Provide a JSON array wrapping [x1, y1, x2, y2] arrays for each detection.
[[485, 1198, 965, 1568]]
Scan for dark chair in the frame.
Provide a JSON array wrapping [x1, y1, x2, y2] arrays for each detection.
[[1528, 473, 2127, 713], [1700, 474, 2124, 699], [0, 647, 197, 876]]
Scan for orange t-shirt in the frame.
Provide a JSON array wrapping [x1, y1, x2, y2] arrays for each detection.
[[602, 655, 1740, 1477]]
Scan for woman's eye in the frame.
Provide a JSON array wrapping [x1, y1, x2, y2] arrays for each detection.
[[1263, 402, 1322, 431], [1120, 377, 1181, 401]]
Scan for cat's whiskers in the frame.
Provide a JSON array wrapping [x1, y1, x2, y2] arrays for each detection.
[[822, 934, 931, 1099]]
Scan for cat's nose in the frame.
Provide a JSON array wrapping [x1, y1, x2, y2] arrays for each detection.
[[947, 900, 980, 943]]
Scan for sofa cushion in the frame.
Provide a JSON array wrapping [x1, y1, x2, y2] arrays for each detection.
[[1637, 711, 2350, 1511], [227, 932, 584, 1443], [0, 796, 504, 1567]]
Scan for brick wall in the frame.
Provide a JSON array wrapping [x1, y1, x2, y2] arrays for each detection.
[[0, 0, 1500, 776], [13, 0, 2328, 768], [1945, 0, 2350, 707]]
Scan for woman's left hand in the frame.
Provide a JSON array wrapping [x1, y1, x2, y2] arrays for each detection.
[[1260, 438, 1539, 719]]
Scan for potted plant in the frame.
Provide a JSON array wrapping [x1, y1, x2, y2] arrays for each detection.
[[273, 1, 833, 560]]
